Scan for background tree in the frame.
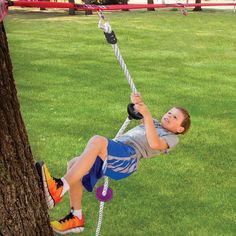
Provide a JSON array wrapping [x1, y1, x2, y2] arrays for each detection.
[[69, 0, 76, 15], [0, 22, 53, 236], [193, 0, 202, 11], [147, 0, 155, 11], [83, 0, 93, 15]]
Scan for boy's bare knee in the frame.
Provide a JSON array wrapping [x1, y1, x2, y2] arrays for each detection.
[[90, 135, 107, 146], [89, 135, 108, 160]]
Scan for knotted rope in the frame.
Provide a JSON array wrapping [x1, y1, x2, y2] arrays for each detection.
[[95, 11, 139, 236]]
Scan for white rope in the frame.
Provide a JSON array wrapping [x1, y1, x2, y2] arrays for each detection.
[[95, 117, 131, 236], [98, 11, 137, 94], [95, 177, 108, 236], [111, 44, 137, 93], [114, 117, 132, 140], [176, 0, 188, 16], [96, 12, 139, 236]]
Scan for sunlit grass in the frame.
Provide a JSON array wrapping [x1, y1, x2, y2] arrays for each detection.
[[5, 8, 236, 235]]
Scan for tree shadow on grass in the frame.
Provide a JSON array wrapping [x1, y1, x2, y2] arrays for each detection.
[[8, 8, 87, 20]]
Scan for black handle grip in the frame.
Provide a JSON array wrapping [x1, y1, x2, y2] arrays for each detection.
[[104, 31, 117, 44], [127, 103, 143, 120]]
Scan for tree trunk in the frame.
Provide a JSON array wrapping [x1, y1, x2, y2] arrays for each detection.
[[0, 22, 53, 236], [193, 0, 202, 11], [83, 0, 93, 16], [39, 0, 50, 11], [147, 0, 155, 11], [69, 0, 76, 16], [119, 0, 129, 12]]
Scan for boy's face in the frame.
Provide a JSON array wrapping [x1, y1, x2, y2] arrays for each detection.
[[161, 107, 185, 134]]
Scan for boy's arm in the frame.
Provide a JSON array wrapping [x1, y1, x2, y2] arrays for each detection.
[[138, 105, 168, 150], [131, 93, 168, 151]]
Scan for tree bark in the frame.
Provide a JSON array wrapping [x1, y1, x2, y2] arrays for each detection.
[[193, 0, 202, 11], [0, 22, 53, 236]]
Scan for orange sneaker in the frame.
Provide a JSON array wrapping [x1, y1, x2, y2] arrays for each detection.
[[36, 161, 63, 209], [51, 209, 85, 234]]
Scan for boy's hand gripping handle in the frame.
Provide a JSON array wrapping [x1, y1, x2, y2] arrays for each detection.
[[127, 103, 143, 120]]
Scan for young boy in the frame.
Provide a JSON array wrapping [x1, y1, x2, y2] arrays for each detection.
[[36, 93, 190, 235]]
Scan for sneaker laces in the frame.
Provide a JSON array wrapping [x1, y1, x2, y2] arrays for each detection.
[[52, 177, 63, 188], [59, 211, 75, 223]]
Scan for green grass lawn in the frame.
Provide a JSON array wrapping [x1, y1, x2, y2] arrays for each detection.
[[5, 8, 236, 236]]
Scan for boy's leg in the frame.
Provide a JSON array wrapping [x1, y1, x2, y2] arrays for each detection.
[[40, 135, 108, 234], [50, 158, 84, 235], [63, 135, 108, 187], [38, 135, 108, 209], [69, 180, 83, 209], [67, 156, 83, 210]]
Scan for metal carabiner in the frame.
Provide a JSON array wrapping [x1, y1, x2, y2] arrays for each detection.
[[97, 10, 112, 33]]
